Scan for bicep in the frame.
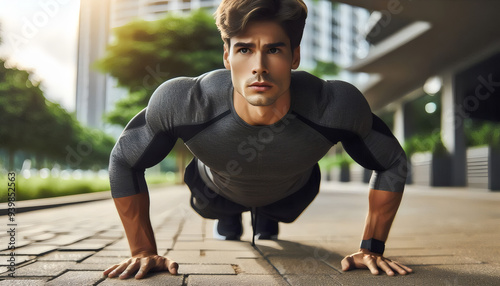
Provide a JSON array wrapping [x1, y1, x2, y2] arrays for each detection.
[[109, 108, 177, 198]]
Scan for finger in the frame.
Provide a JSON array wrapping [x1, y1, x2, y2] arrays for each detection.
[[119, 259, 141, 279], [377, 259, 394, 276], [107, 263, 129, 278], [341, 255, 355, 271], [386, 260, 408, 275], [392, 261, 413, 274], [363, 255, 379, 275], [166, 258, 179, 275], [103, 264, 119, 276]]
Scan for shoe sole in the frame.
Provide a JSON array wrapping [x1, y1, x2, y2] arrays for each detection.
[[213, 220, 241, 241], [254, 233, 278, 240]]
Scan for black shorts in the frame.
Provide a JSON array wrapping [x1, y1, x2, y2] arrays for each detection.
[[184, 158, 321, 223]]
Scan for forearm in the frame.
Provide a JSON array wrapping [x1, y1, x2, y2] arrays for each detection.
[[361, 189, 403, 243], [114, 193, 158, 256]]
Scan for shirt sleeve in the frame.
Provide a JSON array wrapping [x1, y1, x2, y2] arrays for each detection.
[[342, 113, 408, 193], [108, 85, 178, 198]]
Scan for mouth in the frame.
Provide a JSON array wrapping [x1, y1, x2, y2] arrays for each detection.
[[249, 82, 273, 92]]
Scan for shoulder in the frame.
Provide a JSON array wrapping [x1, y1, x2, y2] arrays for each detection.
[[324, 80, 371, 114], [291, 71, 372, 135], [146, 69, 232, 126], [150, 69, 231, 105]]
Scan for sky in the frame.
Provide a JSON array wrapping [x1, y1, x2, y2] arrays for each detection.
[[0, 0, 80, 111]]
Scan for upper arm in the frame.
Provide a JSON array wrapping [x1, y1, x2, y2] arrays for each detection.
[[109, 83, 178, 198], [342, 114, 407, 193], [329, 81, 407, 192]]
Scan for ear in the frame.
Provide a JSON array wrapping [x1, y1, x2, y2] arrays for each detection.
[[223, 44, 231, 70], [291, 46, 301, 70]]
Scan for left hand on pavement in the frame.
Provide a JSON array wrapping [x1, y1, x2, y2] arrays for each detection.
[[341, 250, 413, 276]]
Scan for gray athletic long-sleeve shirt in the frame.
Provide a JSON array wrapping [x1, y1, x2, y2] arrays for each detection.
[[109, 70, 407, 207]]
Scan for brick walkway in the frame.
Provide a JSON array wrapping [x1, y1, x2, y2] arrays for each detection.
[[1, 183, 500, 285]]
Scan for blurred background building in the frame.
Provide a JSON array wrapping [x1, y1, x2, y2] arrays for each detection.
[[335, 0, 500, 190], [301, 1, 370, 85], [75, 0, 111, 129]]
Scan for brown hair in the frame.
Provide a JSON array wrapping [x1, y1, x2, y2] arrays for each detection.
[[215, 0, 308, 51]]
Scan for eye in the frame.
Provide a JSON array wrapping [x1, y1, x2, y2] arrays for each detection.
[[269, 48, 280, 54], [238, 48, 250, 54]]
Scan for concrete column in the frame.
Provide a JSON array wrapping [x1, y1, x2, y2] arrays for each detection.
[[394, 102, 413, 184], [441, 72, 467, 186], [394, 103, 405, 144]]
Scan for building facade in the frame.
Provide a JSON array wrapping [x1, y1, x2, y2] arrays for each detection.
[[75, 0, 111, 129], [301, 0, 370, 85]]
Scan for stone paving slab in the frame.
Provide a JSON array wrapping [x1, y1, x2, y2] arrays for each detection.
[[187, 274, 289, 286], [23, 232, 56, 242], [384, 247, 457, 257], [98, 273, 184, 285], [234, 257, 278, 275], [167, 250, 259, 264], [93, 250, 130, 257], [0, 277, 50, 285], [80, 256, 124, 265], [0, 239, 31, 251], [173, 240, 255, 251], [255, 240, 345, 274], [266, 255, 340, 275], [332, 271, 417, 286], [11, 261, 76, 277], [0, 244, 58, 256], [37, 251, 95, 262], [284, 274, 342, 286], [0, 256, 35, 266], [94, 230, 124, 240], [58, 238, 114, 251], [103, 239, 130, 251], [176, 234, 204, 242], [179, 264, 236, 275], [395, 254, 483, 266], [36, 234, 92, 246], [69, 263, 114, 271], [46, 271, 105, 285]]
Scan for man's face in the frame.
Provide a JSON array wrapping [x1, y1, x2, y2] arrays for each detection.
[[224, 20, 300, 107]]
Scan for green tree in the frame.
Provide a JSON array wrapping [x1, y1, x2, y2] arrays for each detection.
[[309, 60, 340, 78], [96, 9, 224, 127], [0, 59, 115, 170], [0, 61, 48, 169]]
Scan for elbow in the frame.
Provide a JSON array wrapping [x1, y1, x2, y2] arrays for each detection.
[[369, 152, 408, 193]]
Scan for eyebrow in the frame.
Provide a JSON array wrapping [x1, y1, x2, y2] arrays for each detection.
[[233, 42, 287, 49]]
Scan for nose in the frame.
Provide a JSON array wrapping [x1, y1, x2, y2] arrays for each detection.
[[252, 53, 268, 75]]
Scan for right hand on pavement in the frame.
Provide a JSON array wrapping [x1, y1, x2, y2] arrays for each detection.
[[103, 253, 179, 279]]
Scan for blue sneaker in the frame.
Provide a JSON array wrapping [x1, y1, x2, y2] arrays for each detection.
[[213, 214, 243, 240]]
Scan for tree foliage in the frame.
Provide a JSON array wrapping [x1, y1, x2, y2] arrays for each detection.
[[0, 59, 114, 170], [96, 9, 224, 127], [309, 60, 340, 78]]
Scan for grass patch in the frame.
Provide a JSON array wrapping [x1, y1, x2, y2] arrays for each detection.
[[0, 172, 178, 203]]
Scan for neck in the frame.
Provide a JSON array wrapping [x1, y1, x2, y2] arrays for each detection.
[[233, 92, 290, 126]]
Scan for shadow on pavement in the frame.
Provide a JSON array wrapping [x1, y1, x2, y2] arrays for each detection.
[[255, 239, 500, 285]]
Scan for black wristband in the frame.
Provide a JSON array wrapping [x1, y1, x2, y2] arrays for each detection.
[[360, 238, 385, 255]]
